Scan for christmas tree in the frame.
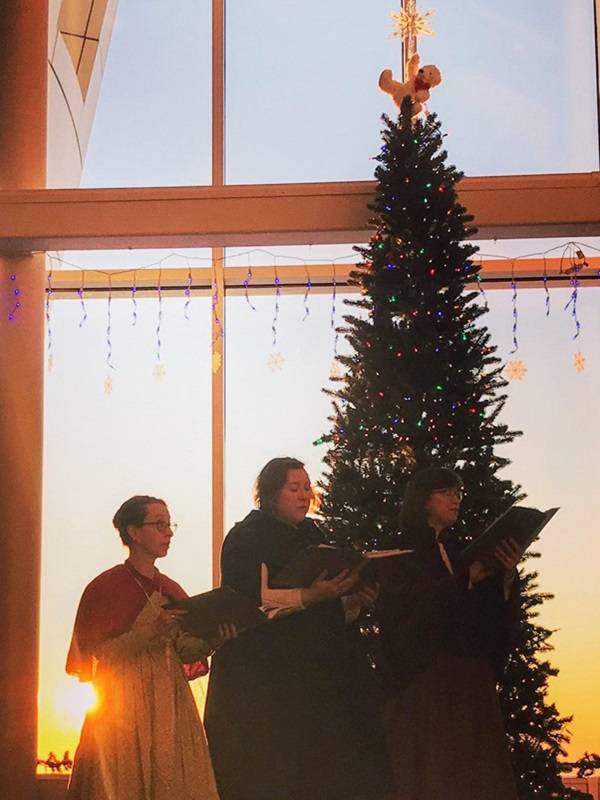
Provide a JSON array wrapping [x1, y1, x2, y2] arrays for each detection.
[[317, 98, 587, 799]]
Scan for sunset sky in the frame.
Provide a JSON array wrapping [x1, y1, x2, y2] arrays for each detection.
[[38, 0, 599, 765]]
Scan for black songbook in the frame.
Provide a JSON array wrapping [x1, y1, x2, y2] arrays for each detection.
[[271, 545, 411, 589], [363, 548, 413, 583], [459, 505, 559, 567], [271, 545, 367, 589], [164, 587, 267, 639]]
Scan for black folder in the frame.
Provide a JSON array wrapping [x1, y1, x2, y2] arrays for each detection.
[[164, 587, 267, 639], [459, 505, 559, 567], [271, 545, 367, 589], [271, 545, 411, 589]]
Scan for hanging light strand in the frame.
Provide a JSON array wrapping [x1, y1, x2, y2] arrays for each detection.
[[331, 261, 339, 354], [131, 272, 138, 326], [475, 265, 489, 311], [184, 260, 192, 320], [272, 258, 281, 346], [509, 262, 519, 354], [7, 272, 22, 321], [302, 262, 312, 321], [45, 266, 54, 370], [106, 274, 116, 370], [243, 254, 256, 311], [77, 272, 88, 328], [542, 255, 551, 317], [564, 263, 582, 340], [210, 264, 224, 346], [156, 269, 163, 362]]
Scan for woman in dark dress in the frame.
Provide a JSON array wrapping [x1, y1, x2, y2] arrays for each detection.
[[204, 457, 393, 800], [377, 467, 522, 800]]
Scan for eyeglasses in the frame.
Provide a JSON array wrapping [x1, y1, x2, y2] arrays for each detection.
[[141, 521, 178, 533], [431, 488, 464, 501]]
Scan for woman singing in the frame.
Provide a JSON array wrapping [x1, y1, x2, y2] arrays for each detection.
[[66, 495, 232, 800], [377, 467, 522, 800], [205, 457, 393, 800]]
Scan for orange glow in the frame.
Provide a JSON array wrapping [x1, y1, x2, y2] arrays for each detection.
[[37, 676, 98, 768], [55, 678, 98, 724]]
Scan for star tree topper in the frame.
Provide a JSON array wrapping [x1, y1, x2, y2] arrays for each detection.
[[390, 0, 434, 73]]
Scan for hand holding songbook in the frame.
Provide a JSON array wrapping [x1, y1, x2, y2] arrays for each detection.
[[300, 568, 359, 607], [460, 505, 558, 570]]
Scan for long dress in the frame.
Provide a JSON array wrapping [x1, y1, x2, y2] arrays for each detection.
[[204, 510, 393, 800], [65, 562, 220, 800], [376, 525, 519, 800]]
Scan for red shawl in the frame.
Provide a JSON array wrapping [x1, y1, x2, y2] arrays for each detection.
[[66, 562, 208, 681]]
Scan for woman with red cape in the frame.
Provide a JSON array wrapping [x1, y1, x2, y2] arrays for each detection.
[[66, 495, 232, 800]]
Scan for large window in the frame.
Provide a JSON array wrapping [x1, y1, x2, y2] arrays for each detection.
[[37, 0, 600, 772], [226, 0, 598, 181], [49, 0, 599, 188], [38, 274, 599, 760]]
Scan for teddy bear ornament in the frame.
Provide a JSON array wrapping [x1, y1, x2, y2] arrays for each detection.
[[379, 52, 442, 117]]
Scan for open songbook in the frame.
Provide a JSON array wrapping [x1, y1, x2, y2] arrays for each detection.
[[164, 587, 267, 639], [458, 505, 559, 567], [271, 544, 411, 589]]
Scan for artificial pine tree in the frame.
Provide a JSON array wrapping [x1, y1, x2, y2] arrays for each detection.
[[317, 98, 587, 800]]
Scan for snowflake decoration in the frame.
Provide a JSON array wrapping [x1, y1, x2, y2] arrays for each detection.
[[47, 353, 54, 373], [268, 352, 284, 372], [504, 360, 528, 381], [390, 7, 434, 40], [153, 362, 166, 383], [103, 375, 113, 395], [212, 351, 222, 374], [574, 351, 585, 373], [329, 360, 342, 380]]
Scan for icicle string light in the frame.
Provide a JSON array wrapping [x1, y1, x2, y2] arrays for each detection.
[[564, 266, 582, 340], [77, 272, 88, 328], [45, 267, 53, 370], [331, 261, 339, 354], [509, 265, 519, 354], [106, 275, 116, 370], [302, 262, 312, 321], [211, 264, 225, 346], [272, 259, 281, 346], [131, 272, 138, 326], [7, 272, 22, 321], [35, 241, 598, 369], [475, 267, 488, 311], [542, 256, 550, 317], [244, 254, 256, 311], [184, 261, 193, 320], [156, 269, 163, 362]]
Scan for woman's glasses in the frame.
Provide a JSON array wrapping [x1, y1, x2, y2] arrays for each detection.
[[431, 488, 464, 501], [141, 521, 178, 533]]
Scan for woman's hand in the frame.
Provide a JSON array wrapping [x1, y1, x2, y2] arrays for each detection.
[[206, 623, 239, 653], [134, 608, 179, 642], [349, 581, 380, 610], [301, 569, 358, 607], [217, 623, 238, 642], [468, 560, 496, 585], [494, 538, 524, 572]]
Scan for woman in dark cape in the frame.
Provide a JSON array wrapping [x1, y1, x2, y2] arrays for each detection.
[[376, 468, 522, 800], [204, 457, 393, 800]]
